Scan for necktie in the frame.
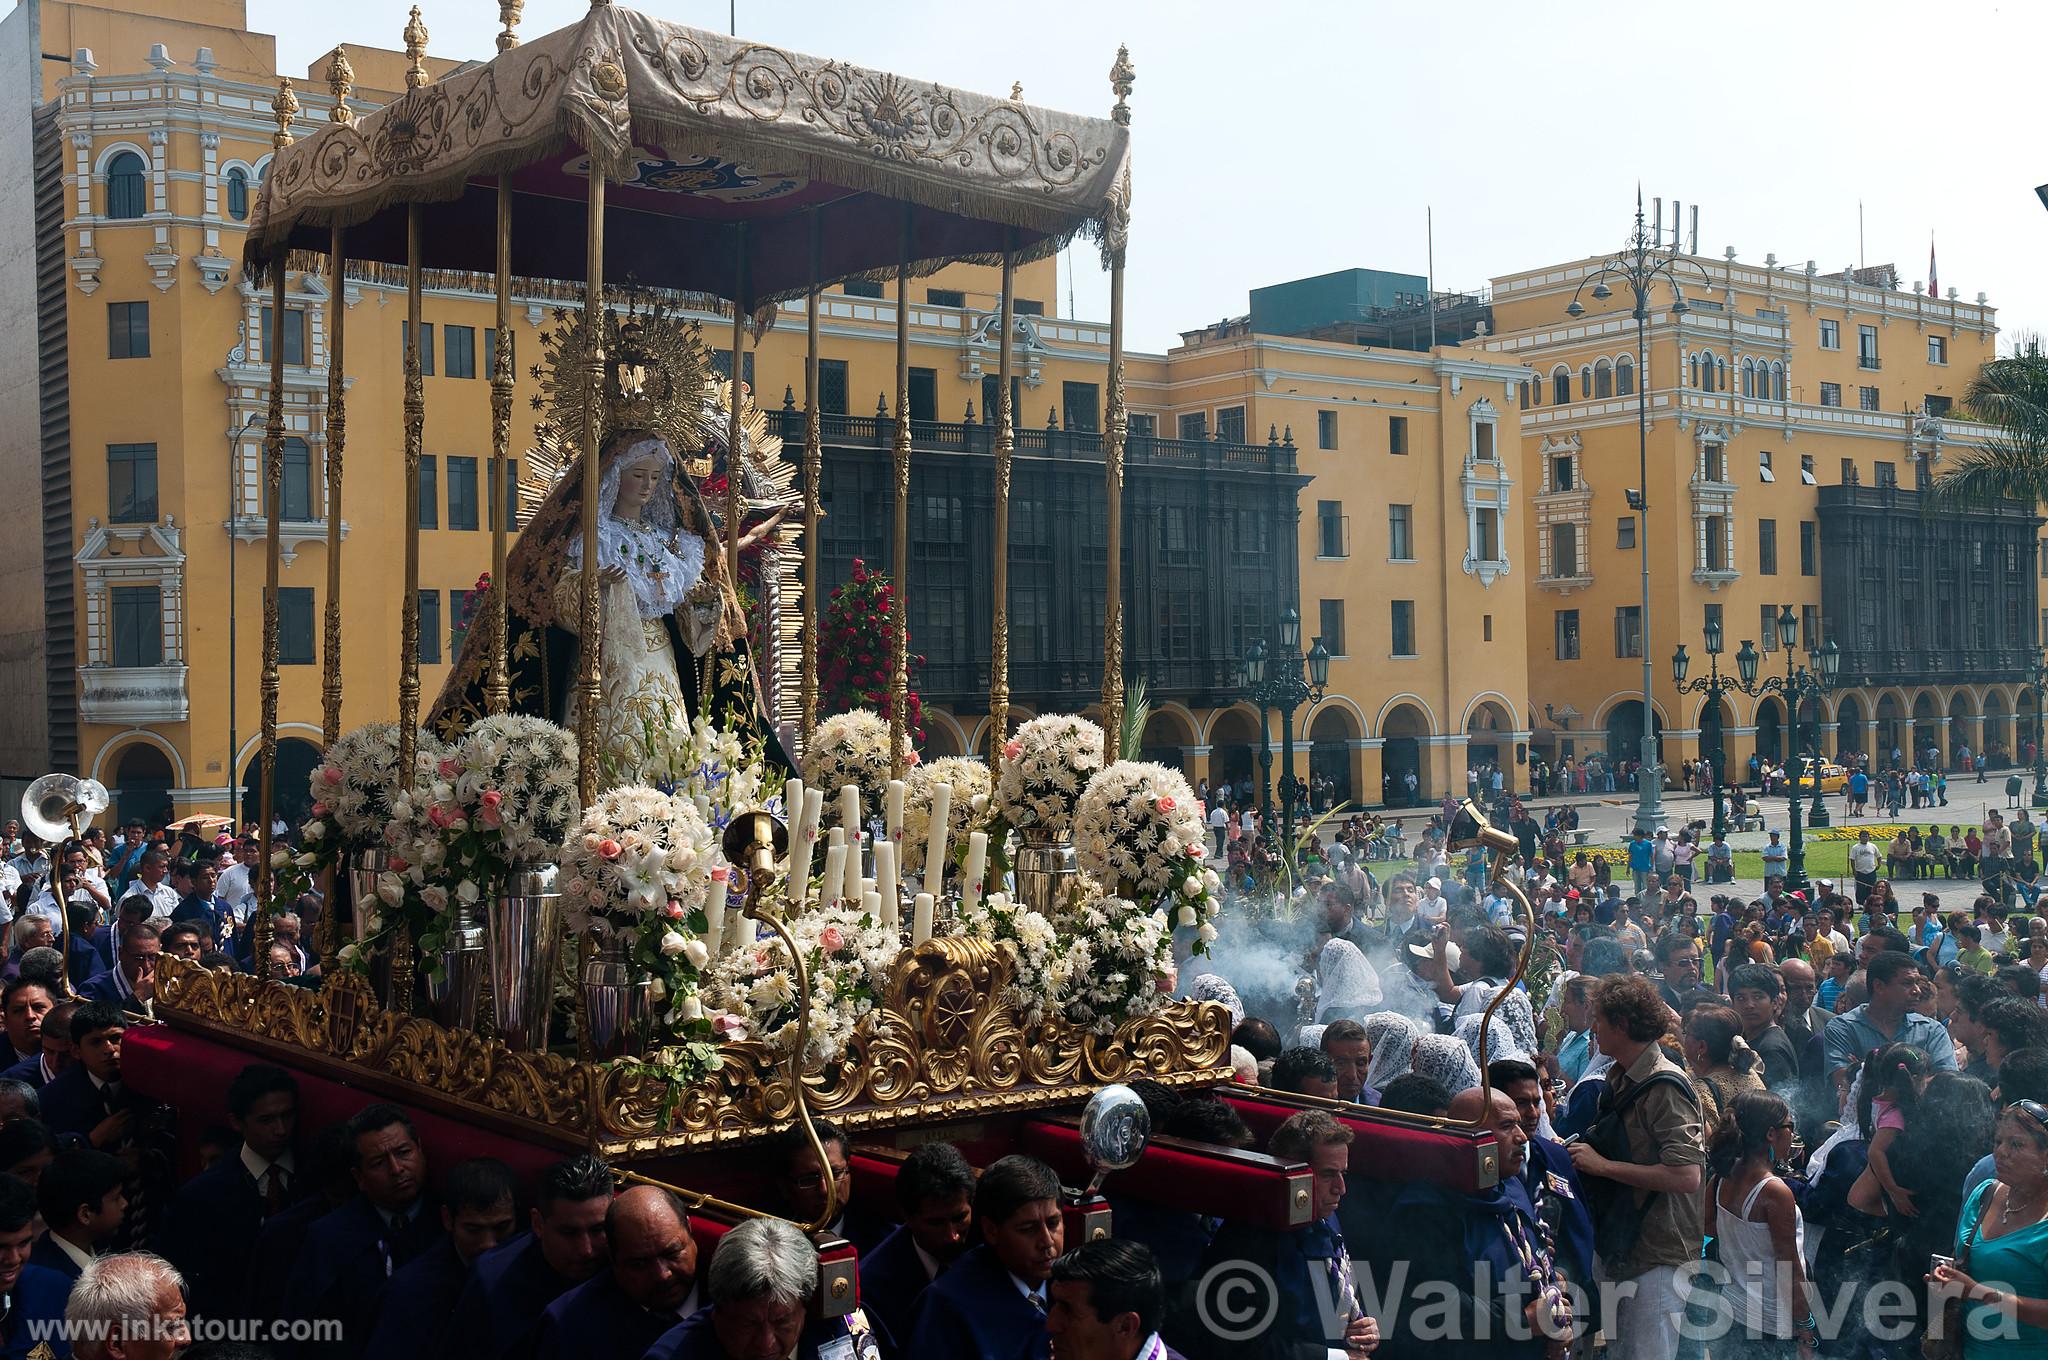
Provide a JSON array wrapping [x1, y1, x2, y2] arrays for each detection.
[[1027, 1289, 1047, 1316], [264, 1166, 290, 1216], [385, 1210, 416, 1266]]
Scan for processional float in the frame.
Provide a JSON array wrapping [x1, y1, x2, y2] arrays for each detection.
[[127, 0, 1513, 1277]]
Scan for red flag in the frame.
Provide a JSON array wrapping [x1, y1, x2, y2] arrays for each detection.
[[1929, 238, 1939, 298]]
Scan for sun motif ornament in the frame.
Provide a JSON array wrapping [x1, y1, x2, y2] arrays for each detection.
[[995, 714, 1105, 840], [1073, 761, 1222, 956]]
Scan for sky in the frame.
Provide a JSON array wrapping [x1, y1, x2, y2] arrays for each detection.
[[255, 0, 2048, 357]]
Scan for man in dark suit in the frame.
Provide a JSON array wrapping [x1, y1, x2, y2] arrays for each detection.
[[533, 1185, 701, 1360], [446, 1153, 613, 1359], [643, 1216, 880, 1360], [77, 921, 159, 1018], [0, 1173, 70, 1358], [1486, 1059, 1593, 1294], [160, 1063, 301, 1321], [1046, 1240, 1191, 1360], [29, 1147, 125, 1288], [858, 1141, 975, 1352], [905, 1154, 1065, 1360], [364, 1157, 519, 1360], [0, 1000, 74, 1091], [282, 1102, 441, 1357], [766, 1118, 887, 1254], [38, 1003, 135, 1150], [0, 979, 51, 1073], [1175, 1110, 1379, 1360], [246, 1121, 359, 1322]]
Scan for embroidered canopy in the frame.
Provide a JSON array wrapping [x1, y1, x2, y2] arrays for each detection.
[[242, 5, 1133, 308]]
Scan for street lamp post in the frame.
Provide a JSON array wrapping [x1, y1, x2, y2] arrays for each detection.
[[2028, 649, 2048, 809], [1671, 615, 1734, 845], [1242, 607, 1331, 863], [1567, 193, 1711, 837], [1731, 607, 1839, 895]]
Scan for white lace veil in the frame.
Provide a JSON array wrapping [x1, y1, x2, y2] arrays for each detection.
[[567, 436, 704, 620]]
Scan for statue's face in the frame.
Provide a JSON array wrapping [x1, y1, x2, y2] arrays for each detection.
[[616, 457, 664, 518]]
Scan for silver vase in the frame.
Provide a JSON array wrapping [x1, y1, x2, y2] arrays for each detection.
[[1014, 829, 1078, 918], [346, 849, 388, 944], [421, 897, 486, 1030], [581, 932, 654, 1061], [489, 868, 562, 1051]]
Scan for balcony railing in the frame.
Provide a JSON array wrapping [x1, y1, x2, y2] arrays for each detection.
[[1858, 354, 1882, 370], [773, 410, 1298, 476], [79, 664, 189, 723]]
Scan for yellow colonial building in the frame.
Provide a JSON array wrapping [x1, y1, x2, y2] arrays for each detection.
[[1483, 240, 2029, 786]]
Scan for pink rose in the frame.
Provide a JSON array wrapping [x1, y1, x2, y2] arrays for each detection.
[[388, 855, 410, 873], [1156, 796, 1176, 813], [663, 900, 685, 920], [427, 806, 452, 829], [438, 757, 461, 779], [311, 802, 329, 817], [478, 806, 503, 830], [819, 926, 846, 953], [712, 1014, 748, 1038], [320, 766, 344, 786], [480, 789, 504, 810], [1004, 739, 1023, 761], [710, 866, 729, 883], [597, 839, 622, 861]]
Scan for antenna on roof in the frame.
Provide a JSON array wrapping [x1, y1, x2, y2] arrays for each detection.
[[1426, 206, 1437, 352]]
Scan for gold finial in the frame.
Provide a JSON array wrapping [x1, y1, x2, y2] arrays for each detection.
[[1010, 81, 1023, 101], [1109, 45, 1134, 126], [271, 78, 300, 150], [497, 0, 523, 51], [403, 6, 429, 90], [325, 46, 355, 125]]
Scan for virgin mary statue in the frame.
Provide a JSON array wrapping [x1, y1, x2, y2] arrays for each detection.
[[431, 306, 787, 785]]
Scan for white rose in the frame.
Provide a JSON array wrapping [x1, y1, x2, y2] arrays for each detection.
[[649, 978, 668, 1002], [375, 873, 406, 907], [677, 994, 702, 1022], [1203, 869, 1221, 892], [1198, 923, 1219, 943], [1176, 905, 1196, 928], [660, 931, 686, 957], [420, 885, 449, 912], [683, 938, 710, 970], [1182, 876, 1202, 897], [455, 879, 480, 906], [337, 943, 359, 966], [304, 821, 325, 842]]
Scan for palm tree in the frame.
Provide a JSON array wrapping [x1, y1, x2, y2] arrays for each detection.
[[1929, 348, 2048, 506]]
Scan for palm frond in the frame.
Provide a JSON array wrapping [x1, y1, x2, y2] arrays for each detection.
[[1119, 679, 1150, 763], [1927, 437, 2048, 509]]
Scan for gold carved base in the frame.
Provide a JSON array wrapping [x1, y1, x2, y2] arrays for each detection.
[[156, 938, 1231, 1160]]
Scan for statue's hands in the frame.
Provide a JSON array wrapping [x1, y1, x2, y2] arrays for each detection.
[[736, 508, 788, 552], [600, 566, 628, 585]]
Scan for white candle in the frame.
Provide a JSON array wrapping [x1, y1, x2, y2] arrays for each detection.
[[922, 782, 954, 899], [873, 840, 899, 926], [961, 830, 988, 914], [783, 776, 805, 833], [705, 865, 729, 952], [839, 784, 861, 839], [861, 889, 882, 924], [912, 892, 934, 946], [859, 875, 876, 902], [884, 779, 905, 844], [788, 787, 824, 898], [844, 833, 865, 906], [821, 830, 847, 907]]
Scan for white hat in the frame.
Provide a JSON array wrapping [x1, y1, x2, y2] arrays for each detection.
[[1407, 939, 1463, 972], [1656, 826, 1669, 835], [1426, 876, 1443, 890]]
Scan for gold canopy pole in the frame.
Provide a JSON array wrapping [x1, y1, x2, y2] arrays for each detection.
[[487, 172, 514, 714], [799, 214, 821, 743], [989, 240, 1015, 764], [255, 79, 298, 985], [576, 150, 605, 804], [320, 52, 353, 749], [391, 7, 431, 1013], [489, 0, 522, 716], [889, 207, 911, 780], [318, 55, 354, 982], [1099, 46, 1135, 748], [726, 225, 747, 615]]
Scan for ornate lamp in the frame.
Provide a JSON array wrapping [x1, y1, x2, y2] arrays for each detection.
[[1279, 606, 1300, 651], [1736, 639, 1760, 687], [1776, 605, 1799, 652], [1821, 639, 1842, 679], [1244, 639, 1268, 687], [1671, 644, 1690, 685], [1306, 638, 1331, 694], [1704, 615, 1724, 656]]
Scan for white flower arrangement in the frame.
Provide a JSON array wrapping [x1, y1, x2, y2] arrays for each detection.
[[959, 891, 1075, 1027], [1056, 890, 1175, 1035], [902, 756, 994, 878], [310, 723, 448, 853], [441, 715, 581, 871], [559, 787, 717, 935], [802, 709, 909, 819], [654, 713, 773, 836], [700, 905, 899, 1072], [1074, 761, 1224, 956], [995, 714, 1105, 839]]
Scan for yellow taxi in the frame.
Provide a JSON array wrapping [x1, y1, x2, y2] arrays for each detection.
[[1797, 756, 1848, 793]]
